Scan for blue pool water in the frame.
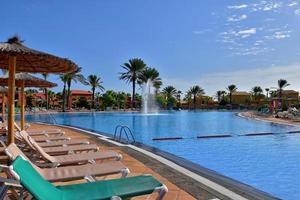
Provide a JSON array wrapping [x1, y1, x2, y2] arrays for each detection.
[[26, 111, 300, 199]]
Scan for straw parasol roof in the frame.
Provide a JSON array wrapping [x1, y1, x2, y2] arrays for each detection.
[[0, 37, 77, 73], [0, 86, 8, 94], [0, 73, 57, 88]]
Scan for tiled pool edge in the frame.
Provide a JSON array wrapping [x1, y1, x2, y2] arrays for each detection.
[[36, 122, 281, 200]]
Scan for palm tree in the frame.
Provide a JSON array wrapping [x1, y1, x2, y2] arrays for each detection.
[[277, 79, 290, 109], [162, 86, 177, 99], [188, 85, 205, 109], [47, 90, 56, 108], [265, 88, 270, 99], [66, 67, 85, 108], [184, 91, 193, 109], [85, 75, 105, 109], [176, 90, 182, 108], [138, 67, 162, 93], [25, 89, 38, 108], [227, 84, 237, 104], [219, 90, 227, 103], [60, 74, 69, 112], [119, 58, 146, 109], [251, 86, 263, 102], [215, 91, 223, 102], [162, 86, 177, 109], [41, 73, 49, 109]]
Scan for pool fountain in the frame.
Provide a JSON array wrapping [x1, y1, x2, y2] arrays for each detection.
[[142, 79, 159, 114]]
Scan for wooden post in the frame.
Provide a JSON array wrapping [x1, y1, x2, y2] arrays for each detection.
[[20, 81, 25, 130], [1, 93, 5, 124], [7, 56, 16, 144]]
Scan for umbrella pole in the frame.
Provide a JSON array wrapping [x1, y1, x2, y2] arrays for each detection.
[[20, 81, 25, 130], [1, 93, 4, 124], [7, 56, 16, 144]]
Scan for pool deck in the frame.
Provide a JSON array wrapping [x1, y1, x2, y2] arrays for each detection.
[[26, 123, 282, 200], [29, 123, 211, 200]]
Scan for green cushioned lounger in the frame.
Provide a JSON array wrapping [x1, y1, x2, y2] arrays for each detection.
[[10, 156, 167, 200]]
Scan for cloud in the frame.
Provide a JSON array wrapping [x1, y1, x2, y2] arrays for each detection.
[[288, 1, 298, 7], [164, 64, 300, 96], [238, 28, 257, 35], [265, 30, 292, 40], [274, 31, 291, 39], [251, 1, 283, 12], [220, 1, 298, 57], [220, 28, 257, 38], [228, 4, 248, 9], [192, 29, 211, 35], [227, 14, 247, 22], [232, 47, 274, 56]]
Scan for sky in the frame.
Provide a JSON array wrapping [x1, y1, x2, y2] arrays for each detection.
[[1, 0, 300, 96]]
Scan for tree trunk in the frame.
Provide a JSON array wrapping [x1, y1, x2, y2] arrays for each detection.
[[230, 93, 232, 104], [62, 84, 66, 112], [66, 80, 71, 109], [92, 87, 95, 109], [279, 89, 282, 110], [45, 88, 48, 110], [193, 95, 196, 110], [132, 80, 136, 109]]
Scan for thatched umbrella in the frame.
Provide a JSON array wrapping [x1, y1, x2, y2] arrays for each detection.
[[0, 73, 57, 130], [0, 87, 8, 124], [0, 36, 77, 144]]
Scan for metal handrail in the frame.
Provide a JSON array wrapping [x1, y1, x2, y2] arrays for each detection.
[[113, 125, 135, 144], [47, 112, 57, 124]]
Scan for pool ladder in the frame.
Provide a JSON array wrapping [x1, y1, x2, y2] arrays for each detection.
[[114, 125, 136, 144], [47, 112, 57, 124]]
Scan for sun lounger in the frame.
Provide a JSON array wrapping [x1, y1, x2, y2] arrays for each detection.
[[19, 132, 122, 166], [19, 131, 99, 155], [15, 131, 69, 144], [13, 125, 91, 148], [0, 176, 22, 199], [42, 144, 99, 155], [31, 141, 122, 166], [14, 130, 91, 148], [0, 141, 6, 153], [9, 156, 167, 200], [38, 139, 90, 147], [5, 144, 129, 182], [31, 135, 70, 142], [14, 122, 65, 137]]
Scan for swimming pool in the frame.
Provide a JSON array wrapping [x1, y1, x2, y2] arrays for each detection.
[[26, 111, 300, 199]]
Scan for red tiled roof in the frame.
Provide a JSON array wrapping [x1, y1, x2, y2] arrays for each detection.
[[71, 90, 92, 95], [32, 93, 46, 99]]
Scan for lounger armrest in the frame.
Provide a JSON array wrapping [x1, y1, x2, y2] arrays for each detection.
[[0, 164, 10, 172], [0, 177, 22, 188], [111, 197, 122, 200], [154, 184, 168, 200], [0, 140, 6, 148]]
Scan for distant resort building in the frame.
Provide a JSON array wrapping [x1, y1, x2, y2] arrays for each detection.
[[181, 96, 214, 109], [271, 90, 300, 110], [280, 90, 299, 100], [30, 93, 46, 107], [231, 91, 251, 105], [68, 90, 92, 109]]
